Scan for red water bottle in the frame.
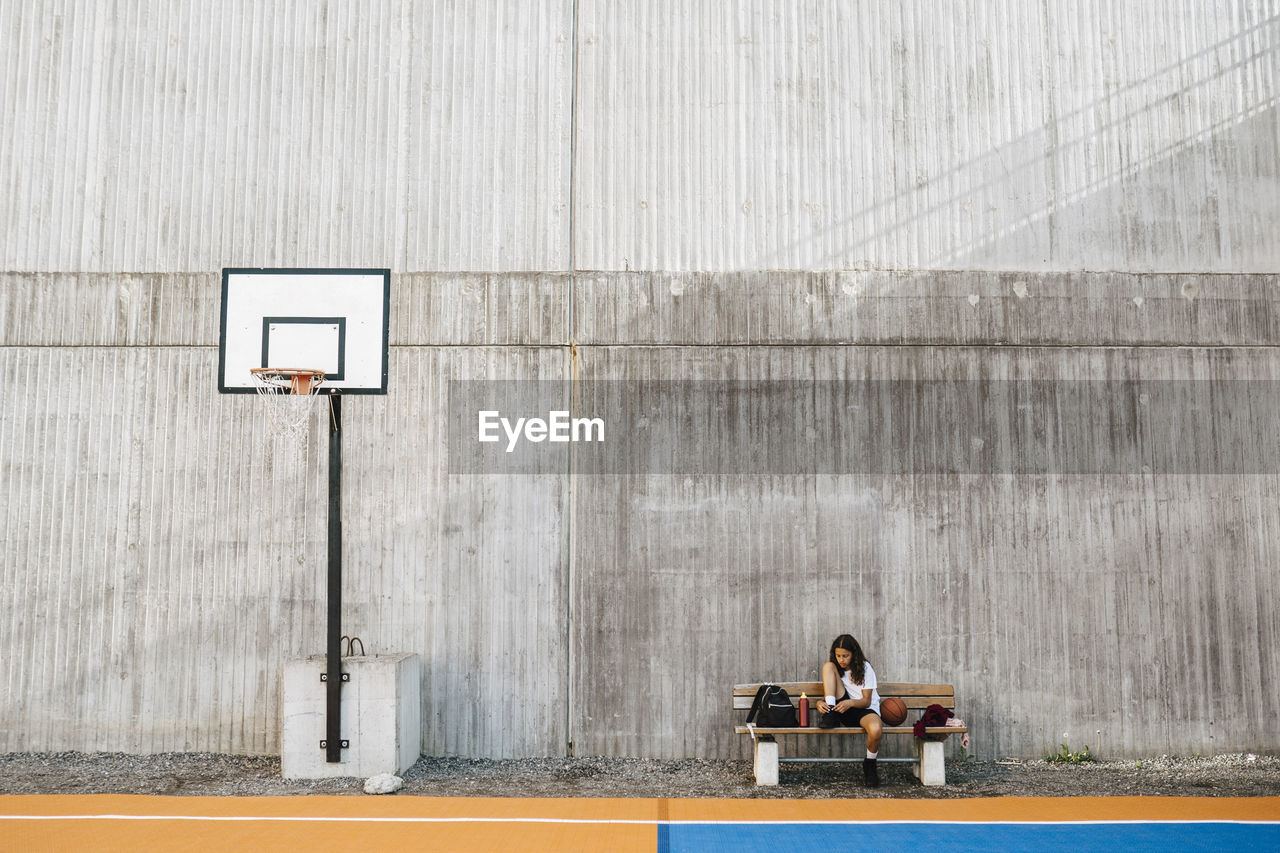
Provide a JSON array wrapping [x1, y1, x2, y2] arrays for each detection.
[[799, 693, 810, 727]]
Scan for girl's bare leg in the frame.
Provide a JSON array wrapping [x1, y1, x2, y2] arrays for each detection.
[[820, 662, 840, 706], [863, 713, 883, 752]]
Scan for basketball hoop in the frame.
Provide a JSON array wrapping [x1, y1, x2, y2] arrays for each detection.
[[250, 368, 326, 442]]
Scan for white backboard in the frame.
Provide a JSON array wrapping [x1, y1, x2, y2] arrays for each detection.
[[218, 269, 390, 394]]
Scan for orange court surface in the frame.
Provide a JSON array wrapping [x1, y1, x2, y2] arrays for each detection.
[[3, 795, 1278, 852]]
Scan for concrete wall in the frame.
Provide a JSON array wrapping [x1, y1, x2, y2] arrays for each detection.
[[0, 273, 572, 757], [4, 1, 1277, 273], [0, 1, 573, 272], [567, 337, 1280, 759], [574, 1, 1280, 271], [3, 271, 1277, 760], [1, 1, 1278, 760]]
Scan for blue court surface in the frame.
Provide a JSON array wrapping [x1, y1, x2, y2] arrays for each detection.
[[659, 820, 1280, 852]]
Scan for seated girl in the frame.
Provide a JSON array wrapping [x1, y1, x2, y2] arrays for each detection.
[[817, 633, 883, 787]]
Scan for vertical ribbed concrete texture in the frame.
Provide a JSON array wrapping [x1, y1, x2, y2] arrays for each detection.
[[573, 0, 1279, 271], [1, 1, 1277, 760]]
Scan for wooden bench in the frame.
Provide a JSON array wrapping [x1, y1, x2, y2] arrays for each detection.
[[733, 681, 969, 786]]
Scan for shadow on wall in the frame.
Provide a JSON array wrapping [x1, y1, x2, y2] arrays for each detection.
[[781, 13, 1280, 271]]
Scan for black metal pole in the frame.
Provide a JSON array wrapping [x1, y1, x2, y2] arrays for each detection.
[[325, 394, 343, 762]]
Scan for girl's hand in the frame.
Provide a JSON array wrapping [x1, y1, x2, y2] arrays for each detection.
[[816, 701, 831, 714], [834, 699, 854, 713]]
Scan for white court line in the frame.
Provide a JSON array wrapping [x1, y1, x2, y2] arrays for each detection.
[[0, 815, 1277, 826]]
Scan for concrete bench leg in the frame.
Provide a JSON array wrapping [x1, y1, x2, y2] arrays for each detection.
[[753, 736, 779, 786], [914, 738, 946, 786]]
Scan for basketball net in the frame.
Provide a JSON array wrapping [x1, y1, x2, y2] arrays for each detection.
[[250, 368, 327, 445]]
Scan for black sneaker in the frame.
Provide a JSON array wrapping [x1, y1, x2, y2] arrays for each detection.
[[863, 758, 880, 788], [817, 711, 839, 729]]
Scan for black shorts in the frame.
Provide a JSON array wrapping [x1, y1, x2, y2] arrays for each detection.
[[817, 695, 880, 729]]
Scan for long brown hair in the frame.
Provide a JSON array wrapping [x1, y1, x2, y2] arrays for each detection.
[[829, 634, 869, 685]]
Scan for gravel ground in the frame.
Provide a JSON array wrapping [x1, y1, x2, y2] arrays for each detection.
[[2, 752, 1277, 799]]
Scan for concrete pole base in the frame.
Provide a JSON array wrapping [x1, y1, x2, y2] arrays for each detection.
[[281, 653, 421, 780]]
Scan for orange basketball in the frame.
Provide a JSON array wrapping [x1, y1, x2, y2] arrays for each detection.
[[880, 696, 908, 726]]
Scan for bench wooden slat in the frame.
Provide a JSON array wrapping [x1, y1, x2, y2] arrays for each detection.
[[732, 696, 955, 711], [733, 682, 955, 697], [733, 725, 967, 735], [732, 682, 956, 712]]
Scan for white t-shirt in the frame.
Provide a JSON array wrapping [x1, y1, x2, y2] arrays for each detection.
[[841, 662, 881, 714]]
